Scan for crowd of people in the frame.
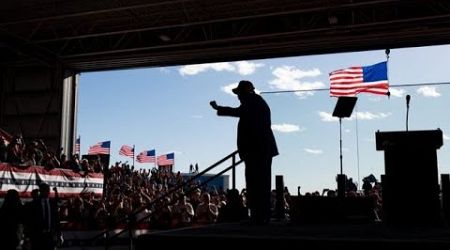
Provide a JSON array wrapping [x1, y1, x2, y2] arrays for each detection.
[[58, 162, 252, 230], [0, 133, 381, 249]]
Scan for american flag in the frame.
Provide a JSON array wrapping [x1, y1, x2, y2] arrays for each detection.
[[74, 137, 80, 154], [157, 153, 175, 166], [329, 61, 389, 97], [136, 149, 156, 163], [0, 128, 12, 145], [119, 145, 134, 158], [88, 141, 110, 155]]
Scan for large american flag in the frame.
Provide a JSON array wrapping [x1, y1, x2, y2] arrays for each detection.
[[157, 153, 174, 166], [137, 149, 156, 163], [88, 141, 110, 155], [329, 61, 389, 97], [74, 137, 80, 154], [119, 145, 134, 158]]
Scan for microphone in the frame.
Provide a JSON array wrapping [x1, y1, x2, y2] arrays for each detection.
[[406, 95, 411, 131]]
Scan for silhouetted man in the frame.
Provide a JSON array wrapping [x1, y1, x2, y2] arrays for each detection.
[[27, 183, 62, 250], [210, 80, 278, 224]]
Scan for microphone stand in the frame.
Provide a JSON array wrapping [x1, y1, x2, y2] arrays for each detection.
[[406, 95, 410, 131]]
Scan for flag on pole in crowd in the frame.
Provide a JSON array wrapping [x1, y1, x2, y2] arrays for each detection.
[[119, 145, 134, 158], [329, 61, 389, 97], [136, 149, 156, 163], [0, 127, 12, 145], [88, 141, 111, 155], [157, 153, 175, 166], [74, 136, 81, 154]]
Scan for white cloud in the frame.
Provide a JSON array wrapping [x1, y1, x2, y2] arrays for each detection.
[[221, 82, 261, 96], [389, 88, 406, 97], [318, 111, 339, 122], [235, 61, 264, 75], [190, 115, 203, 119], [159, 68, 171, 74], [179, 62, 235, 76], [269, 66, 324, 98], [271, 124, 304, 133], [444, 134, 450, 140], [304, 148, 323, 155], [417, 86, 441, 97], [355, 111, 391, 120], [179, 61, 263, 76], [210, 62, 235, 71], [344, 129, 351, 133], [368, 97, 383, 102], [221, 82, 238, 95], [318, 111, 391, 122], [369, 88, 404, 101]]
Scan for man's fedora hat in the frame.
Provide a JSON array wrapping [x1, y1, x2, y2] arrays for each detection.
[[232, 80, 255, 95]]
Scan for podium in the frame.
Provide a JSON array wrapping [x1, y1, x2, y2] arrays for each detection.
[[376, 129, 443, 225]]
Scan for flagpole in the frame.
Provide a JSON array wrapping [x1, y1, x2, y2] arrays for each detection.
[[154, 150, 157, 170], [385, 48, 391, 98], [108, 141, 111, 170], [132, 145, 135, 168], [355, 104, 360, 191]]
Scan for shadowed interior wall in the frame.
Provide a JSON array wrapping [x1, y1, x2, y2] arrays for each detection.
[[0, 65, 78, 155]]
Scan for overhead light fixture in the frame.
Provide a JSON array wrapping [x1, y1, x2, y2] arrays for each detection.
[[158, 34, 171, 42], [328, 15, 338, 25]]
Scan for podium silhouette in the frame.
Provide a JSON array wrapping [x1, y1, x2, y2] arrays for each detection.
[[332, 97, 357, 198], [376, 129, 443, 225]]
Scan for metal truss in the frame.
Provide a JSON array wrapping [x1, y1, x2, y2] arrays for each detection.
[[1, 0, 450, 71]]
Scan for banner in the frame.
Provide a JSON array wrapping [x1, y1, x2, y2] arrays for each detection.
[[0, 163, 103, 198]]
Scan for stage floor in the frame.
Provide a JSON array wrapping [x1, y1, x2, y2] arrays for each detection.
[[136, 221, 450, 249]]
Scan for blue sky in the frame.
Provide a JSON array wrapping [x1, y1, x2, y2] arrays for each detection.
[[78, 44, 450, 194]]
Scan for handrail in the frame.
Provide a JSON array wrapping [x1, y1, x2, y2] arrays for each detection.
[[90, 150, 242, 246]]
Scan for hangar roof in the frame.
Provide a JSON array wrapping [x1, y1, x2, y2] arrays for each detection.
[[1, 0, 450, 72]]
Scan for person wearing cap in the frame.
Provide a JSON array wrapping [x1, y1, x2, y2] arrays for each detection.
[[210, 80, 278, 225]]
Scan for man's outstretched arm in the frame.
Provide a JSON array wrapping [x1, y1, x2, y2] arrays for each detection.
[[210, 101, 240, 117]]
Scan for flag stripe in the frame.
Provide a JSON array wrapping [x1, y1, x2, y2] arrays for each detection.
[[330, 85, 389, 93], [330, 81, 388, 89]]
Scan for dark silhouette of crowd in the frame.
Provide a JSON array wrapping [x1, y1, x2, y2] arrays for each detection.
[[0, 134, 383, 249]]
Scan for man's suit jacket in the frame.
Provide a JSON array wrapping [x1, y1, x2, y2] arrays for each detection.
[[217, 93, 278, 161]]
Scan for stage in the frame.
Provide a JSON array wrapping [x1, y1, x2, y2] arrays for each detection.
[[136, 221, 450, 249]]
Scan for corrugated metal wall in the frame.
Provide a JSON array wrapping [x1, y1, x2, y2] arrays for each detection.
[[0, 65, 78, 155]]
